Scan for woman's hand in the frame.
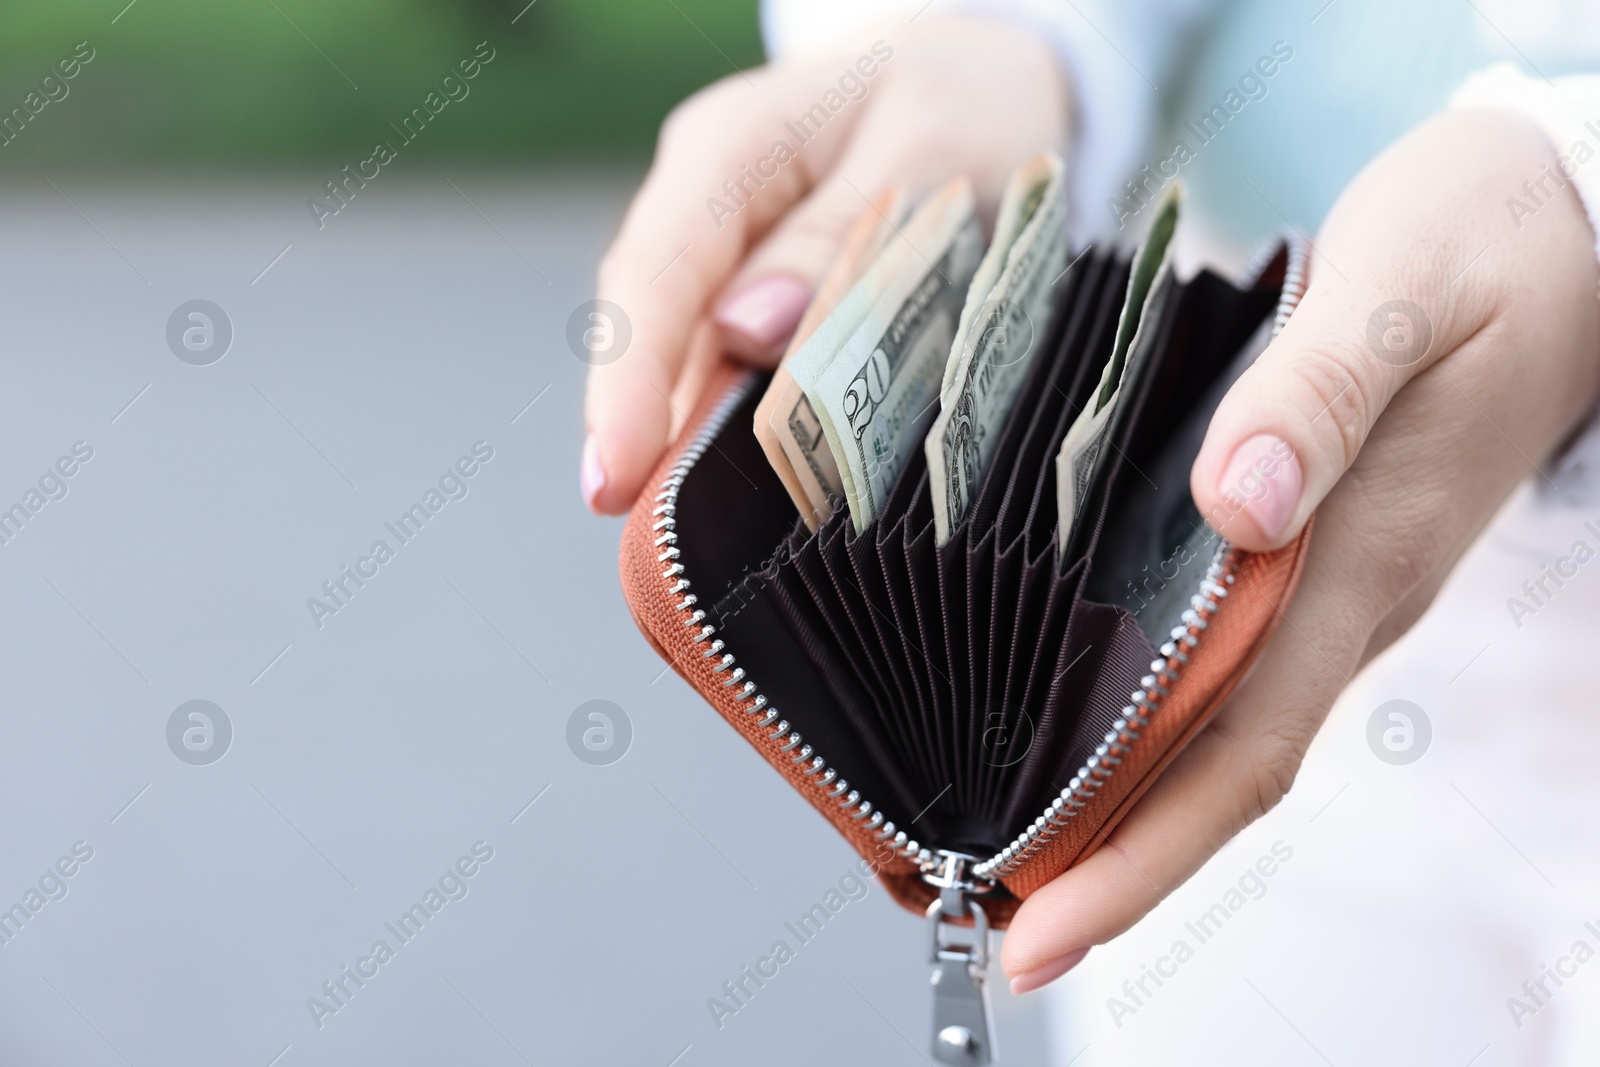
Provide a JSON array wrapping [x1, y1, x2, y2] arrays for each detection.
[[1002, 109, 1600, 991], [581, 14, 1068, 513]]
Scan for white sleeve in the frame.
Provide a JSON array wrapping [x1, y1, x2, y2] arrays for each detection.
[[1452, 64, 1600, 503], [760, 0, 1228, 244]]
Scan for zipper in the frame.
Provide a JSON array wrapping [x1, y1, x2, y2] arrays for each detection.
[[926, 851, 997, 1065], [650, 379, 1234, 1066], [649, 236, 1307, 1062]]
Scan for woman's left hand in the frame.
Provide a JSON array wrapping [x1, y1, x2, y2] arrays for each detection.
[[1002, 107, 1600, 992]]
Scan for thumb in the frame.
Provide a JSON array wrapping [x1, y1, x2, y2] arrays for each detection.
[[1187, 272, 1431, 551], [1190, 124, 1511, 551]]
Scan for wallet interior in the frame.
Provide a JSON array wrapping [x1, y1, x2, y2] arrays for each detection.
[[674, 248, 1285, 858]]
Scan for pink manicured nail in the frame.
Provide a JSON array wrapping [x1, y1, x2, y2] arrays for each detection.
[[580, 434, 607, 510], [1009, 948, 1090, 995], [714, 275, 811, 357], [1217, 433, 1302, 542]]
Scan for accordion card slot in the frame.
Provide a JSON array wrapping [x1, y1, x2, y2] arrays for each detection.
[[620, 240, 1316, 928]]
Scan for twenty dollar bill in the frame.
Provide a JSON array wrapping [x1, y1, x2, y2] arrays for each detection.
[[786, 178, 983, 532], [754, 186, 908, 528]]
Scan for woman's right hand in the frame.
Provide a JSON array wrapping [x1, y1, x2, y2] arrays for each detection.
[[581, 13, 1070, 513]]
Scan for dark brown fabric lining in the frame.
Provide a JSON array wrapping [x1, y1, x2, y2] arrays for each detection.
[[701, 248, 1283, 857]]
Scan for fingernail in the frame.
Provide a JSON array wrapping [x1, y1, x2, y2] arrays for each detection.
[[581, 434, 607, 510], [714, 275, 811, 357], [1218, 433, 1302, 542], [1009, 948, 1090, 995]]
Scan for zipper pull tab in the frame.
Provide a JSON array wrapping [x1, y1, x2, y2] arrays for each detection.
[[924, 852, 995, 1066]]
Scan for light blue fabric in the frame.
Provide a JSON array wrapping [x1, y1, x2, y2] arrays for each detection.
[[1165, 0, 1497, 247]]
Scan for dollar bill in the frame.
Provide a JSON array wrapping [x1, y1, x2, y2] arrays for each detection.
[[925, 152, 1067, 544], [788, 177, 983, 532], [1055, 185, 1181, 555], [754, 187, 908, 528], [779, 213, 931, 527]]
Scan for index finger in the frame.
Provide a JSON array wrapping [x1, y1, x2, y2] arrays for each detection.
[[582, 75, 819, 514]]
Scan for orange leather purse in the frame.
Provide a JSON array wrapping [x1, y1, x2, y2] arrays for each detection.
[[619, 241, 1312, 1065]]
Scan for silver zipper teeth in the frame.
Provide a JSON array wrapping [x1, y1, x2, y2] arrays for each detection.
[[972, 545, 1237, 881], [1271, 238, 1308, 336], [1241, 232, 1309, 336], [651, 372, 931, 870]]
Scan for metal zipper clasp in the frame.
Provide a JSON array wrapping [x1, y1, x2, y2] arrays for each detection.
[[924, 851, 996, 1065]]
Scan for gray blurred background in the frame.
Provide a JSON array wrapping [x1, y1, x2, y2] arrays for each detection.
[[0, 159, 1051, 1065]]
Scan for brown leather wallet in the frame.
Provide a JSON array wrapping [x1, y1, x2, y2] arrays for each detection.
[[619, 241, 1312, 1064]]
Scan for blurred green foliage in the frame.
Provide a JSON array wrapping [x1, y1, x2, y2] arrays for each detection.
[[0, 0, 763, 163]]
